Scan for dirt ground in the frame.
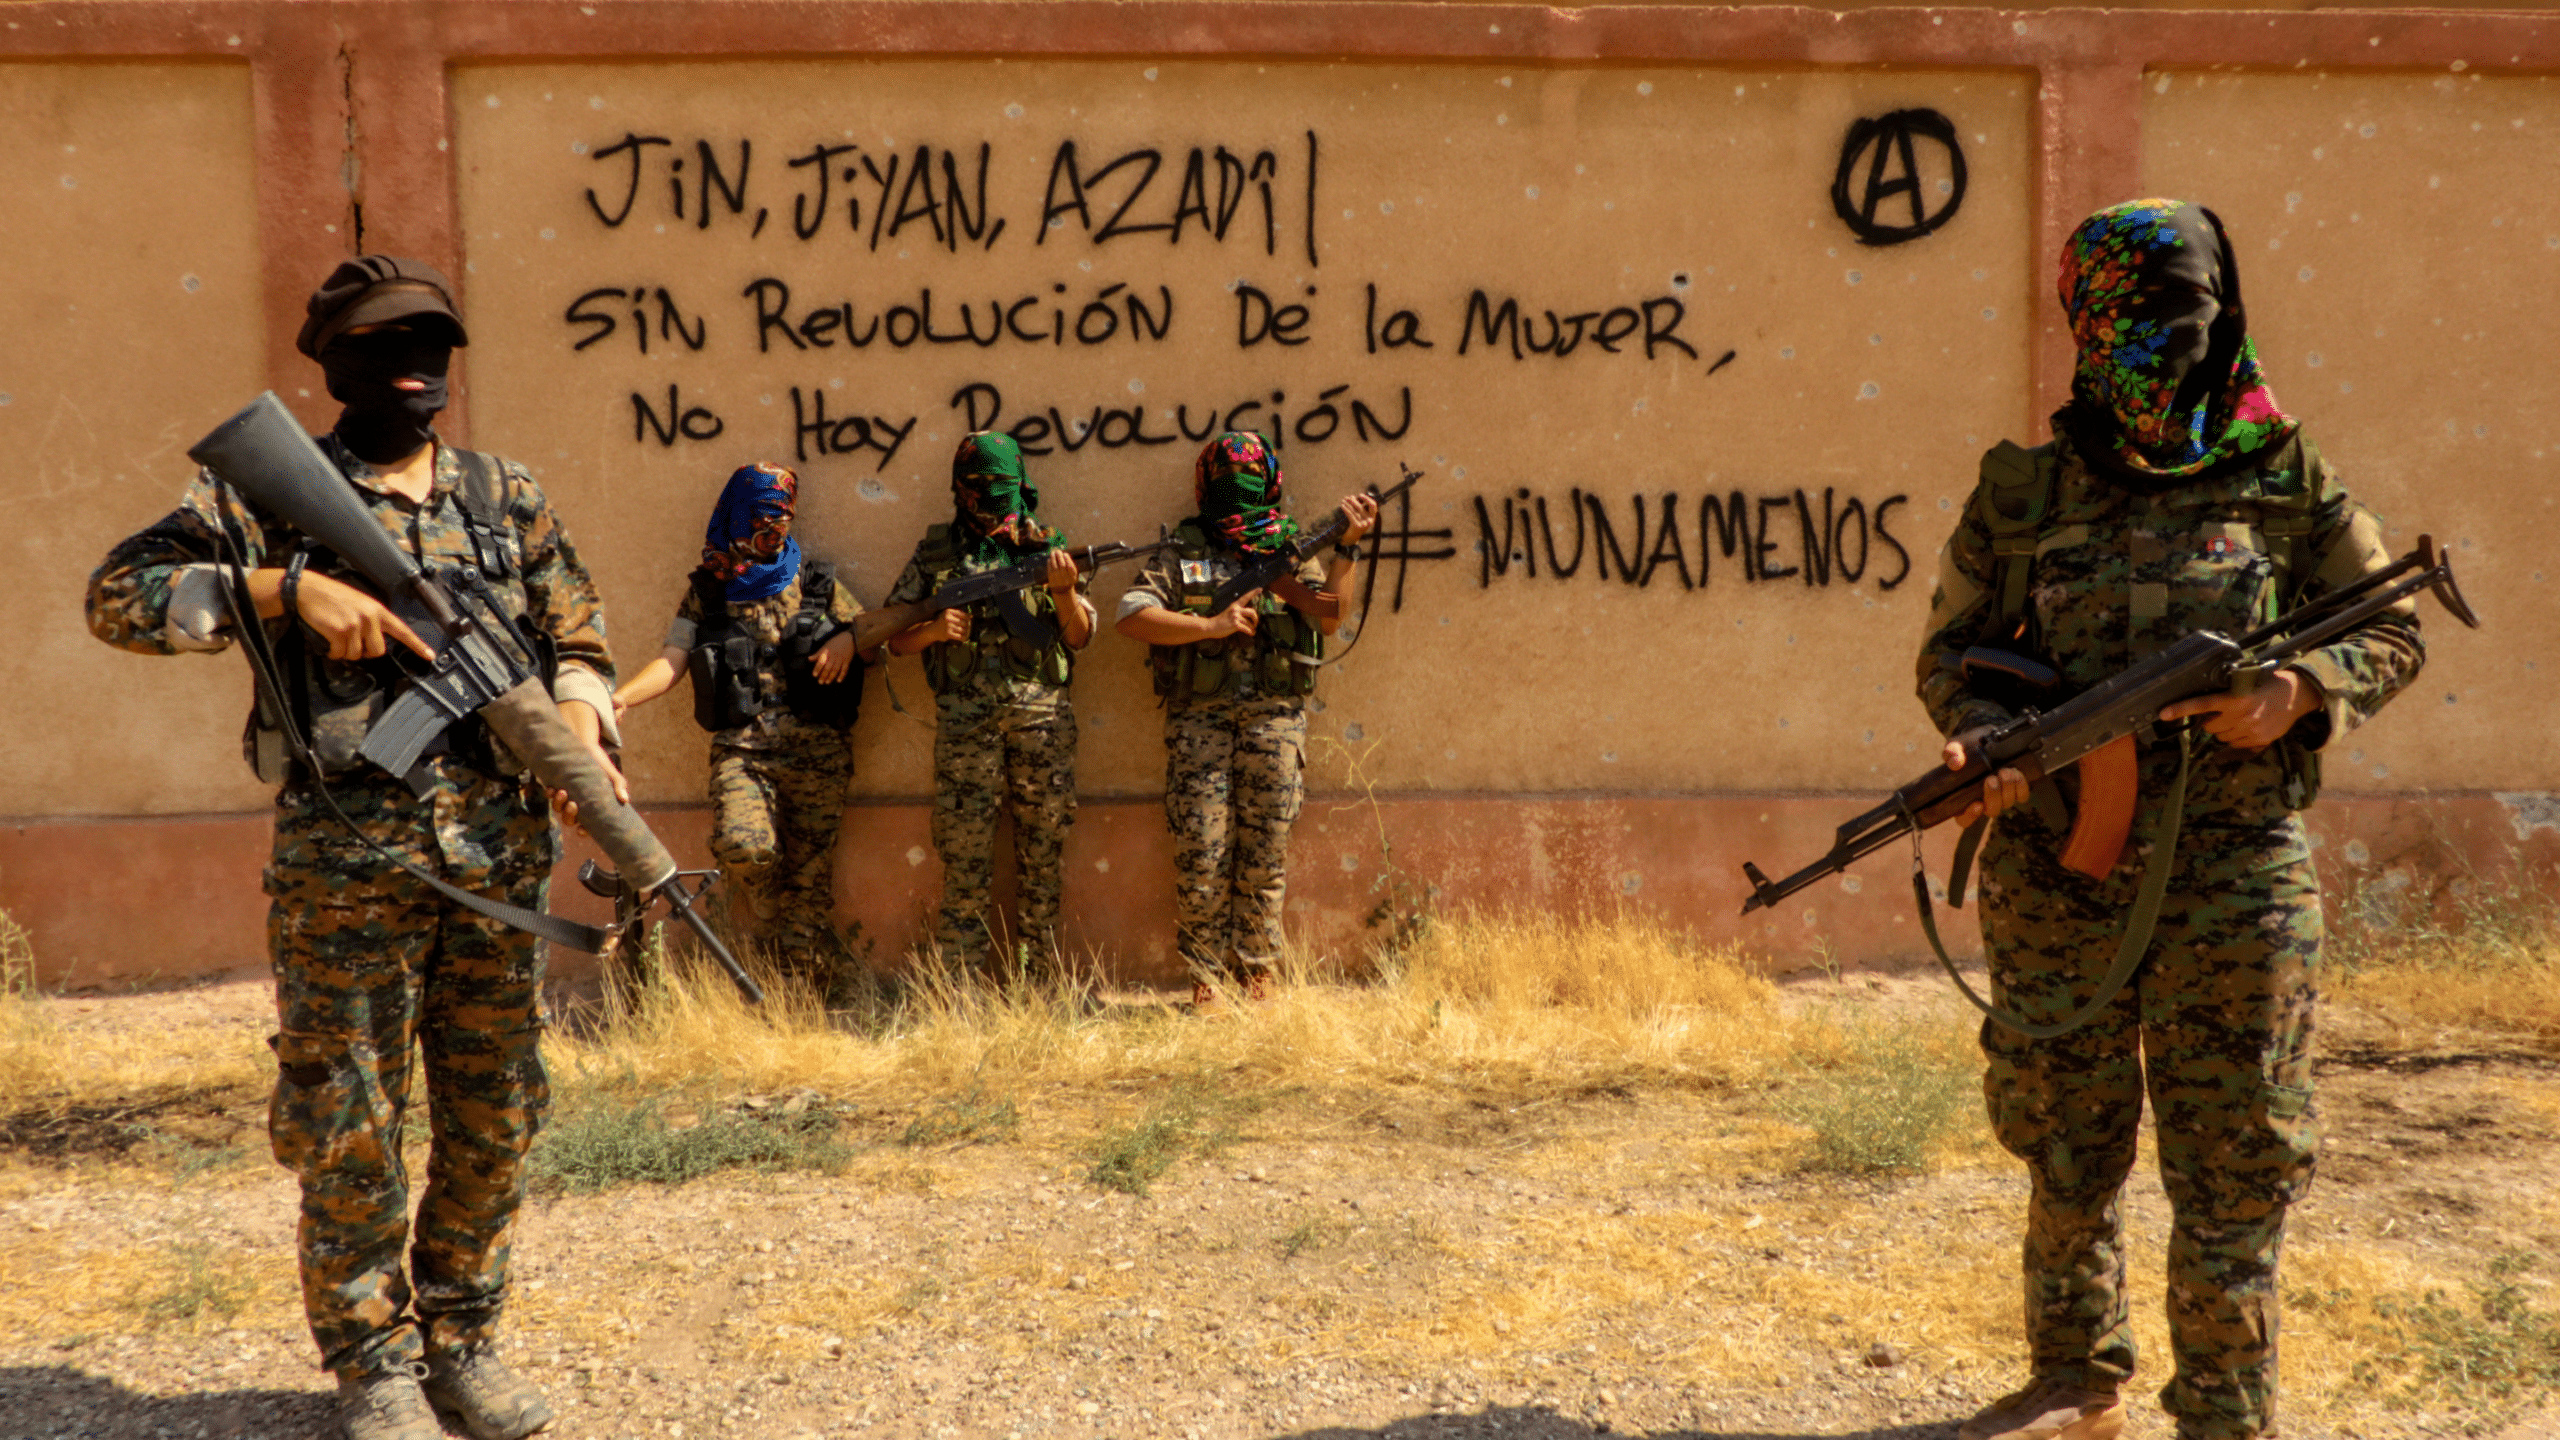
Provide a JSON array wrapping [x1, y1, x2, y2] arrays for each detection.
[[3, 968, 2557, 1440]]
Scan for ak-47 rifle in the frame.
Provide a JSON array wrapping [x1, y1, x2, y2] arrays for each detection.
[[851, 536, 1182, 649], [1207, 464, 1423, 612], [1738, 536, 2479, 1038], [189, 391, 766, 1004]]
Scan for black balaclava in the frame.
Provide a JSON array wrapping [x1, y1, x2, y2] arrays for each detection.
[[295, 255, 470, 467], [321, 324, 454, 465]]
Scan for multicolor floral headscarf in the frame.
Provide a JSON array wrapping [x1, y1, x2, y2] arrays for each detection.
[[1190, 431, 1301, 555], [950, 432, 1057, 564], [2056, 198, 2295, 480], [700, 461, 801, 602]]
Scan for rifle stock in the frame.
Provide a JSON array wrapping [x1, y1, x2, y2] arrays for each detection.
[[188, 392, 764, 1001]]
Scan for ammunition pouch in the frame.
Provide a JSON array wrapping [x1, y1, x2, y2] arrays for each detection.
[[914, 526, 1074, 696], [689, 563, 865, 731], [1147, 524, 1322, 701]]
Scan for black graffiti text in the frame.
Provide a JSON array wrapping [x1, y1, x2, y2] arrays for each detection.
[[1038, 132, 1319, 264], [948, 379, 1411, 458], [565, 285, 712, 354], [788, 388, 917, 470], [742, 276, 1173, 354], [1471, 486, 1911, 591], [1455, 290, 1701, 364]]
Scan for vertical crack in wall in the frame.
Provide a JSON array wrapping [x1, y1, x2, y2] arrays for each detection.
[[337, 41, 364, 250]]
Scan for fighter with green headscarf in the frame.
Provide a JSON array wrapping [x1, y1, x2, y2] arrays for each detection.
[[1116, 431, 1376, 1006], [884, 432, 1095, 969]]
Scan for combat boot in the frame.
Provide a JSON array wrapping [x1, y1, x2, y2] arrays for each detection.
[[423, 1344, 555, 1440], [335, 1360, 440, 1440], [1958, 1379, 2125, 1440]]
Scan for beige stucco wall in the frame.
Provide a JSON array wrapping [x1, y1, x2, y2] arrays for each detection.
[[455, 60, 2030, 806], [2146, 70, 2560, 793], [1, 63, 268, 818]]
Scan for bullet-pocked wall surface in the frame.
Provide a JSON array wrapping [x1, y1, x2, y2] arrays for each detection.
[[2146, 69, 2560, 793], [3, 62, 266, 818], [453, 61, 2033, 802]]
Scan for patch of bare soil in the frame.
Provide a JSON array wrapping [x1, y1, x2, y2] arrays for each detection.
[[2, 971, 2557, 1440]]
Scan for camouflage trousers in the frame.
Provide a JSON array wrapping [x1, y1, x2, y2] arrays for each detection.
[[1977, 812, 2321, 1440], [1164, 697, 1308, 978], [708, 724, 853, 981], [263, 771, 555, 1378], [929, 695, 1077, 967]]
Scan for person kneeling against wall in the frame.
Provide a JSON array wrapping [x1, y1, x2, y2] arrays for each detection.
[[613, 462, 869, 1000], [1114, 430, 1375, 1007]]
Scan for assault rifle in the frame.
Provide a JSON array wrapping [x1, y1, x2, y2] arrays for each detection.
[[855, 536, 1181, 649], [1738, 536, 2477, 1036], [188, 392, 766, 1004], [1207, 464, 1422, 612]]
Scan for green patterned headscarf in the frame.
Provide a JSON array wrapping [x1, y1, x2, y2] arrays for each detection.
[[2056, 199, 2294, 480], [1190, 430, 1302, 555], [950, 431, 1057, 564]]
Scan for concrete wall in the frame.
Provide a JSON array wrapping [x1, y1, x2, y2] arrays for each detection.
[[2, 4, 2553, 988]]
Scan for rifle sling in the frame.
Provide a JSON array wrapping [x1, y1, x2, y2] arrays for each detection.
[[210, 479, 614, 956], [1912, 732, 2191, 1040]]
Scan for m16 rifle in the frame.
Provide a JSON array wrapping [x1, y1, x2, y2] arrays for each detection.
[[854, 536, 1182, 649], [189, 391, 766, 1004], [1207, 464, 1423, 612], [1739, 536, 2478, 1037]]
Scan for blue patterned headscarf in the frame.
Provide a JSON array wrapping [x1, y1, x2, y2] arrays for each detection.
[[700, 462, 801, 603]]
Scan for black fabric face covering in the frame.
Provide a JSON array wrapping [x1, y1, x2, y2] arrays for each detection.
[[321, 327, 453, 465]]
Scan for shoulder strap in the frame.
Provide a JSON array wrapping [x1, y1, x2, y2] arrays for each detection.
[[689, 567, 729, 626], [2255, 432, 2322, 604], [798, 561, 834, 611], [916, 524, 958, 574], [1975, 440, 2056, 643], [448, 448, 514, 579]]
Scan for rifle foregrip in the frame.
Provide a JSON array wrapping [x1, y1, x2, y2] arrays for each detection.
[[479, 680, 678, 891]]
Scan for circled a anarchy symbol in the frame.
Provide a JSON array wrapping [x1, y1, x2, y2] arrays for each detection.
[[1831, 108, 1968, 246]]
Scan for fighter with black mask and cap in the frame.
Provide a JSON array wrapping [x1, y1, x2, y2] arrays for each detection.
[[88, 257, 621, 1440]]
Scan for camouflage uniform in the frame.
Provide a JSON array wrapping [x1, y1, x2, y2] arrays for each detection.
[[666, 572, 862, 979], [1119, 545, 1328, 979], [1918, 430, 2423, 1439], [86, 435, 613, 1379], [883, 543, 1090, 967]]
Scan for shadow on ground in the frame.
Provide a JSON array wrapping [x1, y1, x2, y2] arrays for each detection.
[[0, 1365, 338, 1440], [1277, 1407, 1954, 1440]]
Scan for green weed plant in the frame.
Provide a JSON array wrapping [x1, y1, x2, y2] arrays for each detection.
[[1773, 1016, 1978, 1176], [530, 1083, 851, 1193], [1087, 1078, 1251, 1196]]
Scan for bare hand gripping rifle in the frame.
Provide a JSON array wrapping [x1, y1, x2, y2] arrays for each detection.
[[1738, 536, 2478, 1038], [189, 391, 765, 1004], [849, 535, 1182, 650], [1208, 463, 1423, 613]]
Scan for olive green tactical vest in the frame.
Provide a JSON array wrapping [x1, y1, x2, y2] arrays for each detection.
[[1972, 432, 2326, 810], [913, 523, 1075, 694], [1147, 522, 1323, 702]]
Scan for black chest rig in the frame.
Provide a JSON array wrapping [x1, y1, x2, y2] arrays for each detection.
[[245, 449, 549, 783], [688, 563, 864, 732]]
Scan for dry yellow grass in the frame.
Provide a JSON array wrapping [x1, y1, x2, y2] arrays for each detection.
[[555, 910, 1804, 1110]]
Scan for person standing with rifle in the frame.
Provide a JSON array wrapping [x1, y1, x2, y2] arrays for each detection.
[[85, 258, 601, 1440], [1115, 430, 1377, 1007], [611, 461, 869, 1000], [1923, 202, 2424, 1440], [883, 432, 1095, 971]]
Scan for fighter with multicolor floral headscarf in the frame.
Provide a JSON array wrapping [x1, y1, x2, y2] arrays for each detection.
[[2054, 199, 2294, 481], [1189, 430, 1303, 555], [1116, 432, 1377, 1010], [1921, 203, 2426, 1440]]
